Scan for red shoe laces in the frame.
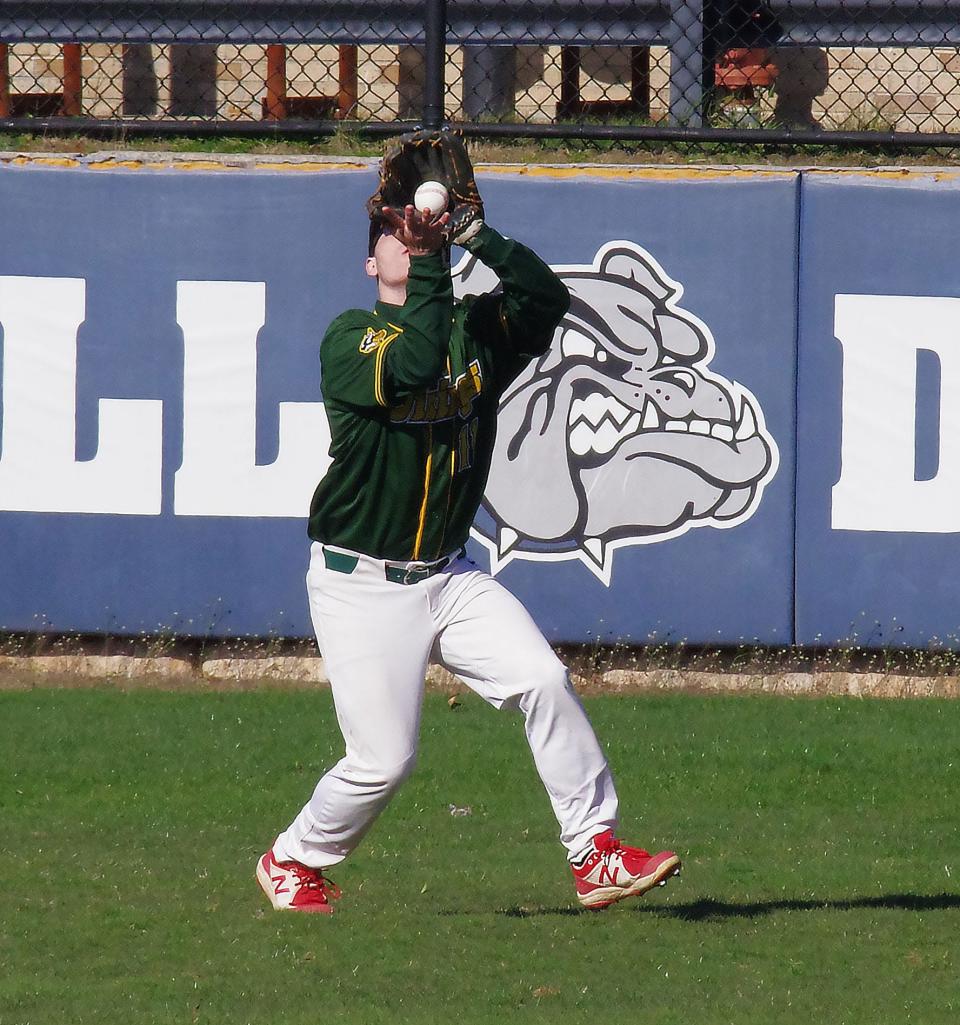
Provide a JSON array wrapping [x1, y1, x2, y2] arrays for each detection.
[[290, 863, 341, 901], [596, 834, 649, 860], [596, 833, 623, 856]]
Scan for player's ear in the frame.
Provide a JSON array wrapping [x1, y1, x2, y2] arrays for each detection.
[[365, 256, 378, 279]]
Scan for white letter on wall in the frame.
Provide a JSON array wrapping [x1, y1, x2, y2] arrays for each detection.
[[174, 280, 329, 517], [0, 276, 163, 514], [832, 294, 960, 532]]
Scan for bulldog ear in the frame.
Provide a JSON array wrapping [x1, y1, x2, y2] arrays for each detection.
[[598, 246, 671, 301]]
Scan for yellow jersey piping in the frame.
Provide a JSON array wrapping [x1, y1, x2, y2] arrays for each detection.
[[437, 358, 456, 559], [412, 426, 434, 559], [374, 334, 398, 407]]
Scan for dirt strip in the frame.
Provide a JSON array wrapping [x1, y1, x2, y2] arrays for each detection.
[[1, 654, 958, 698]]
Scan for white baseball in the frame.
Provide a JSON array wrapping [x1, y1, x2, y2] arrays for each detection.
[[414, 180, 449, 215]]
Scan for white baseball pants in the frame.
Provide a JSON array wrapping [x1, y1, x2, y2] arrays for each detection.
[[272, 542, 619, 868]]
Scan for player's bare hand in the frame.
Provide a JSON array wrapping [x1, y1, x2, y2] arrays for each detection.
[[381, 204, 450, 256]]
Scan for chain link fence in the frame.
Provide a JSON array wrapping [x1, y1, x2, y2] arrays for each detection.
[[0, 2, 959, 146]]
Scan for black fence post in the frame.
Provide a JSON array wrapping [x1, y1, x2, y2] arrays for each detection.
[[422, 0, 447, 129]]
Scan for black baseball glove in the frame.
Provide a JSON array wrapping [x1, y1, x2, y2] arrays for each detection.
[[367, 129, 485, 246]]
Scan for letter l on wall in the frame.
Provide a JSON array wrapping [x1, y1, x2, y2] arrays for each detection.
[[0, 276, 163, 514], [174, 280, 329, 517]]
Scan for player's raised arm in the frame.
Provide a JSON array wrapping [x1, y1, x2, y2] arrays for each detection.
[[375, 203, 455, 400], [458, 224, 570, 358], [386, 131, 569, 359], [366, 126, 569, 361], [319, 202, 454, 411]]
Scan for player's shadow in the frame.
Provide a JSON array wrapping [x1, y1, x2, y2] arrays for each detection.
[[497, 892, 960, 919]]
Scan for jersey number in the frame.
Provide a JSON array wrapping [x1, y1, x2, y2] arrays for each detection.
[[455, 419, 480, 474]]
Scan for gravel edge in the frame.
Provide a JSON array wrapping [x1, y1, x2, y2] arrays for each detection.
[[1, 654, 958, 698]]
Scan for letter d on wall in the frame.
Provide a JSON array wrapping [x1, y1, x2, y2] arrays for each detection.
[[833, 294, 960, 532]]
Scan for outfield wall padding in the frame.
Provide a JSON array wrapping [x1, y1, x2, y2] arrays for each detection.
[[795, 171, 960, 648], [0, 159, 957, 647]]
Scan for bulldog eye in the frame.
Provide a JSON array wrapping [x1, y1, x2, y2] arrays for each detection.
[[651, 368, 697, 396], [560, 328, 597, 359]]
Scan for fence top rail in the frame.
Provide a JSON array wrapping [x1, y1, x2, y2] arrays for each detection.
[[770, 0, 960, 46], [0, 1, 674, 46], [0, 0, 958, 46]]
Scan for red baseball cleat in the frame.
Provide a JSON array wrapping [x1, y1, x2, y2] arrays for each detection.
[[572, 830, 681, 909], [256, 849, 342, 913]]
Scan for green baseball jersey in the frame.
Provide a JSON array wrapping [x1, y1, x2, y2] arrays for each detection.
[[308, 224, 570, 562]]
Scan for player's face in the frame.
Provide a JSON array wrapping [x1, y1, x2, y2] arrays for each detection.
[[365, 229, 410, 289]]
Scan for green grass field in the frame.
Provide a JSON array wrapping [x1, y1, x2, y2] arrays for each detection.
[[2, 688, 959, 1024]]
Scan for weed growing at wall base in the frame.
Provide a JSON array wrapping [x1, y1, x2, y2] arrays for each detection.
[[1, 130, 959, 167], [1, 687, 958, 1024]]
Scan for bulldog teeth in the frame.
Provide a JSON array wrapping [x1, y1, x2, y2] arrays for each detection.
[[593, 420, 622, 454], [569, 397, 744, 450], [656, 417, 739, 441], [568, 393, 650, 455], [735, 401, 758, 441], [497, 526, 520, 556], [609, 400, 632, 426], [663, 418, 739, 440], [641, 402, 660, 430], [569, 421, 596, 456], [590, 392, 631, 426], [582, 538, 606, 566], [569, 392, 634, 429]]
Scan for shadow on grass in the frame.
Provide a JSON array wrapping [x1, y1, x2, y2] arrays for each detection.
[[495, 892, 960, 920]]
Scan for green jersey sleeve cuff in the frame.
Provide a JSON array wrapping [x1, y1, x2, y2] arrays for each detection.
[[458, 222, 508, 257]]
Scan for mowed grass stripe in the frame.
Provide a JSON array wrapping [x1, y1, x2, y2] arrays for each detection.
[[1, 690, 958, 1024]]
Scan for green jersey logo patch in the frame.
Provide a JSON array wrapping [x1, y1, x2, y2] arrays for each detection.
[[359, 324, 402, 354]]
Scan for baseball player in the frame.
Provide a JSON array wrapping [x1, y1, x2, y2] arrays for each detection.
[[256, 131, 681, 914]]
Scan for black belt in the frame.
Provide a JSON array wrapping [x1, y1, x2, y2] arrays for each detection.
[[322, 547, 464, 585]]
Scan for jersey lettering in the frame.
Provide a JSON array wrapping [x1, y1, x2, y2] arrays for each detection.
[[455, 418, 480, 473], [390, 359, 483, 424]]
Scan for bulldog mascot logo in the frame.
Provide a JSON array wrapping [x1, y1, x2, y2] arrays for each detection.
[[453, 242, 779, 585]]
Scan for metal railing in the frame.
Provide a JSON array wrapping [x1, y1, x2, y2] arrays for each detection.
[[0, 1, 959, 147]]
